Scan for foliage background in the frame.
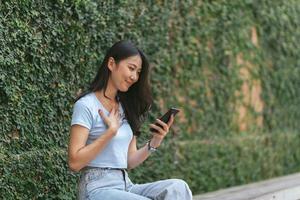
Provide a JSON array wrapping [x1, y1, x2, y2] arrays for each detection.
[[1, 0, 299, 199]]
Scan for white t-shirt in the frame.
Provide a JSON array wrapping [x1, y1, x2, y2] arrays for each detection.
[[71, 92, 133, 169]]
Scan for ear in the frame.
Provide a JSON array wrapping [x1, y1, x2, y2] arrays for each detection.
[[107, 57, 115, 71]]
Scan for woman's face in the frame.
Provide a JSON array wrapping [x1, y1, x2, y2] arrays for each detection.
[[108, 55, 142, 92]]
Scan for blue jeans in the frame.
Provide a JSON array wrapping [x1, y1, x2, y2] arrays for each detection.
[[77, 167, 193, 200]]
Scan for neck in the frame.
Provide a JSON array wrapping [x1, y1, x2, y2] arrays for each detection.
[[100, 77, 118, 101]]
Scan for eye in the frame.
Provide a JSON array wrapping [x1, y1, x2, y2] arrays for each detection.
[[128, 66, 135, 71]]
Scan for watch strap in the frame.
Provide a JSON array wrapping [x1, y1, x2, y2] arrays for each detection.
[[147, 140, 157, 153]]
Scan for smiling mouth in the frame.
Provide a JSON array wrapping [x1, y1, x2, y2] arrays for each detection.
[[126, 81, 133, 87]]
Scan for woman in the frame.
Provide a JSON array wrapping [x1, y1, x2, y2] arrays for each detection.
[[68, 40, 193, 200]]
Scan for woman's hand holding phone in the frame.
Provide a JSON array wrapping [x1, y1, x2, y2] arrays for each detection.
[[149, 114, 174, 148], [149, 108, 178, 148]]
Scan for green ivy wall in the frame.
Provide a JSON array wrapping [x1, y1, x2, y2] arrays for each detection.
[[1, 0, 299, 199]]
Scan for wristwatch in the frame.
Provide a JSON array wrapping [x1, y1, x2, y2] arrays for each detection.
[[146, 140, 157, 153]]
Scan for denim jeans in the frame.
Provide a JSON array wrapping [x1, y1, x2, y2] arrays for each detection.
[[77, 167, 193, 200]]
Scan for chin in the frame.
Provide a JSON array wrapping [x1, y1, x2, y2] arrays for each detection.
[[119, 86, 130, 92], [119, 88, 129, 92]]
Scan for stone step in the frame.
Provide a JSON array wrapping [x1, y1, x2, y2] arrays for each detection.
[[193, 173, 300, 200]]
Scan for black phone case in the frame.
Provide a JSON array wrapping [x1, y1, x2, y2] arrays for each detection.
[[150, 108, 180, 132]]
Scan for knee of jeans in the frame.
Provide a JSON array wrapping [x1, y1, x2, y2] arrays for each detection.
[[171, 179, 187, 187], [169, 179, 192, 195]]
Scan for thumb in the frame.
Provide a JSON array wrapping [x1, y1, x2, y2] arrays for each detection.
[[167, 114, 175, 127]]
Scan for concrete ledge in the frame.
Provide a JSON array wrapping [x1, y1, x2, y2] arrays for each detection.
[[193, 173, 300, 200]]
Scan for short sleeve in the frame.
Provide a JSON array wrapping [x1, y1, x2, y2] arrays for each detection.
[[71, 101, 93, 130]]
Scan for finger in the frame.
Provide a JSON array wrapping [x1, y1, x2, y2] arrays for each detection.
[[98, 109, 108, 121], [115, 107, 120, 116], [167, 114, 175, 127], [114, 109, 120, 120], [109, 107, 115, 116], [116, 112, 121, 121], [98, 109, 104, 117], [155, 119, 169, 131], [149, 124, 166, 135], [151, 132, 164, 139]]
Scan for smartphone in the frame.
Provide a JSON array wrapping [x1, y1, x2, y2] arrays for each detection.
[[150, 107, 180, 132]]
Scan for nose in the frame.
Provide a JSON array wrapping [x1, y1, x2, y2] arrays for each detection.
[[130, 73, 138, 82]]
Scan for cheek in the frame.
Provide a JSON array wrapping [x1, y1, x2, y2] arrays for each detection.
[[115, 68, 129, 83], [116, 65, 132, 81], [122, 68, 132, 79], [111, 72, 122, 85]]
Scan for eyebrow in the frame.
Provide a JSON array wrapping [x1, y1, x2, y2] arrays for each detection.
[[128, 63, 142, 71]]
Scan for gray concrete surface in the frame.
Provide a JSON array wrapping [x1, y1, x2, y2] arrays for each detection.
[[193, 172, 300, 200]]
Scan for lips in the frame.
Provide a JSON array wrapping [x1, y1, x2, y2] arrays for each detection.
[[125, 80, 133, 87]]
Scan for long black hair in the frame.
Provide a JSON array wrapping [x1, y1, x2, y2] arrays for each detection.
[[75, 40, 153, 136]]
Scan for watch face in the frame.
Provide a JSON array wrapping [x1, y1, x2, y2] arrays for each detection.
[[147, 142, 157, 153], [149, 146, 157, 153]]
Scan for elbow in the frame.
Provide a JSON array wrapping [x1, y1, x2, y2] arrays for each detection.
[[68, 160, 80, 172], [127, 160, 136, 170], [127, 159, 132, 170], [127, 164, 133, 170], [68, 156, 82, 172]]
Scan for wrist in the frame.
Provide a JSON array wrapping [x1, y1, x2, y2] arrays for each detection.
[[146, 140, 157, 153], [150, 138, 162, 148], [107, 128, 117, 136]]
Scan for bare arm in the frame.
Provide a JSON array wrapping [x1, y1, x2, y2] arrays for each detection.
[[68, 125, 116, 172], [68, 107, 120, 172], [127, 114, 175, 170], [127, 136, 152, 170]]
